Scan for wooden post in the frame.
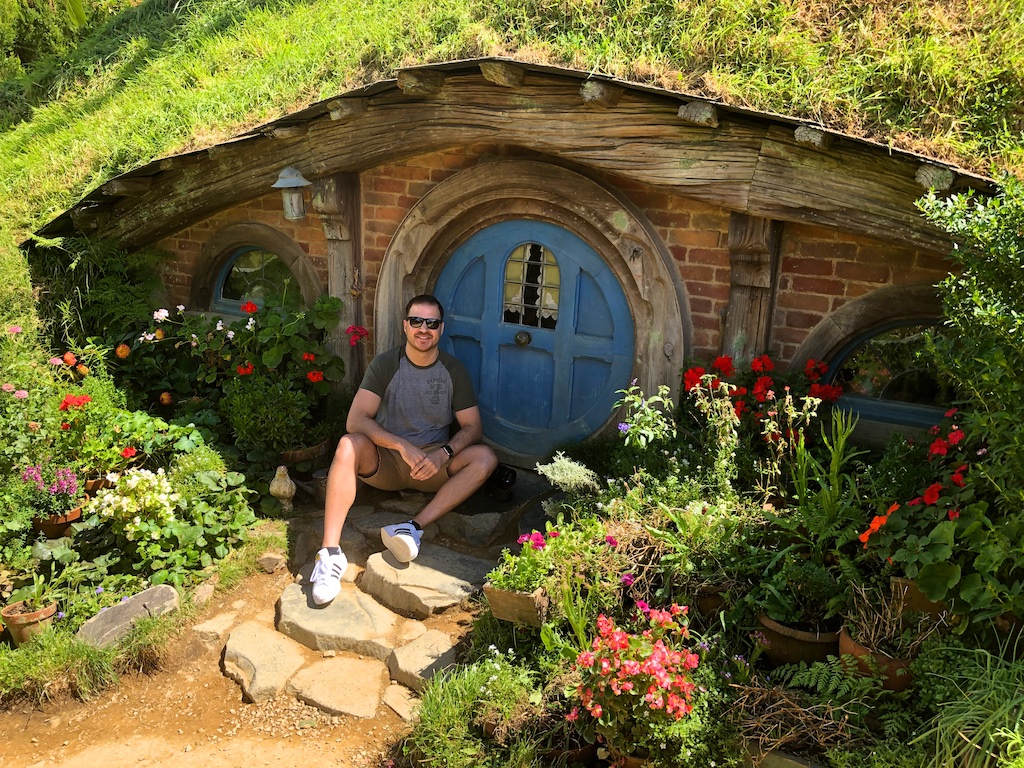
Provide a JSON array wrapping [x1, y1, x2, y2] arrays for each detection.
[[311, 173, 363, 386], [722, 213, 782, 361]]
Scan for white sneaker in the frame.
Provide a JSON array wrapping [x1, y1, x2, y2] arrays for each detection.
[[380, 522, 422, 563], [310, 547, 348, 605]]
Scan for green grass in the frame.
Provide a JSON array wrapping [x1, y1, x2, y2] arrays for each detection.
[[2, 0, 1023, 338]]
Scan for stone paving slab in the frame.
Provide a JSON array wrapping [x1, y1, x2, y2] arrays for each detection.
[[360, 543, 494, 618], [350, 512, 439, 551], [223, 621, 307, 702], [292, 521, 369, 568], [387, 629, 457, 692], [383, 684, 420, 721], [286, 656, 388, 718], [77, 584, 180, 648], [277, 582, 425, 660]]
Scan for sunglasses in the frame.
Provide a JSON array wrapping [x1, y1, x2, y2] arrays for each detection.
[[406, 316, 442, 330]]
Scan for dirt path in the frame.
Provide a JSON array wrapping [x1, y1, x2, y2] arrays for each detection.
[[1, 566, 478, 768]]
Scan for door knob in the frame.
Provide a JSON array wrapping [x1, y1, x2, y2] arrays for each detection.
[[514, 331, 532, 347]]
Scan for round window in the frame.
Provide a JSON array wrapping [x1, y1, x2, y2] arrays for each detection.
[[214, 247, 304, 313]]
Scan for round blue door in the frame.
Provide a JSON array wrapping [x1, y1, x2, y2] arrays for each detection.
[[435, 219, 634, 457]]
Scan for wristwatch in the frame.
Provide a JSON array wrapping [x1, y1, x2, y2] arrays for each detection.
[[441, 444, 454, 459]]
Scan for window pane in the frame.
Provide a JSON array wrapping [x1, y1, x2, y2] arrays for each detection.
[[221, 248, 301, 308], [502, 243, 559, 329]]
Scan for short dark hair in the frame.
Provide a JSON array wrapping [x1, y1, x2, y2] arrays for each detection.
[[405, 294, 444, 321]]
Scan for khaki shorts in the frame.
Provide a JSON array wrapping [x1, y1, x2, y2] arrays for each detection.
[[361, 443, 450, 493]]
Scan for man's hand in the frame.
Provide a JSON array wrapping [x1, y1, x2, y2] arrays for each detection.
[[409, 449, 445, 481]]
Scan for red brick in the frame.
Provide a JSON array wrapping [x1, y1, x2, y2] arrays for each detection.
[[690, 213, 729, 231], [689, 297, 714, 314], [773, 327, 806, 344], [914, 252, 955, 273], [407, 180, 434, 198], [785, 311, 824, 330], [680, 265, 715, 282], [790, 276, 844, 295], [691, 331, 715, 353], [396, 194, 421, 210], [678, 230, 721, 248], [363, 190, 398, 207], [685, 248, 729, 267], [369, 176, 407, 194], [776, 292, 830, 312], [388, 165, 433, 181], [782, 257, 836, 277], [654, 211, 692, 229], [691, 313, 721, 331], [714, 268, 731, 283], [373, 206, 408, 223], [830, 297, 848, 311], [835, 262, 890, 283], [777, 344, 798, 362], [844, 282, 877, 298]]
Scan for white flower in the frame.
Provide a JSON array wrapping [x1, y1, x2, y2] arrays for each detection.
[[227, 331, 235, 339], [144, 332, 155, 341], [246, 317, 255, 330], [216, 320, 224, 331], [176, 304, 185, 312], [153, 308, 169, 322]]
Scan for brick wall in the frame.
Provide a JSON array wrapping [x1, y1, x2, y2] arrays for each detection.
[[155, 147, 950, 372], [772, 223, 949, 362], [156, 191, 329, 309]]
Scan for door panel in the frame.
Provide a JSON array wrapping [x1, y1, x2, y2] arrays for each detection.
[[435, 219, 633, 458]]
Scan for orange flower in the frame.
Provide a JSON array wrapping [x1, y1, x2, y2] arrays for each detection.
[[159, 392, 173, 405], [76, 364, 90, 376], [63, 351, 77, 366], [115, 343, 131, 359], [154, 328, 166, 340]]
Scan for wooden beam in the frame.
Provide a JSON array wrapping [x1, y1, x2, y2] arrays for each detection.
[[794, 125, 833, 151], [157, 154, 203, 171], [480, 61, 525, 88], [70, 205, 111, 232], [327, 98, 368, 121], [722, 213, 782, 360], [397, 69, 445, 96], [580, 80, 623, 107], [267, 125, 307, 139], [101, 177, 154, 196], [677, 101, 719, 128]]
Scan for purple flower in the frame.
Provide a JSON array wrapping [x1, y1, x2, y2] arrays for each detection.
[[605, 535, 618, 547], [620, 573, 635, 586], [617, 422, 630, 434], [56, 611, 65, 619], [95, 586, 104, 594]]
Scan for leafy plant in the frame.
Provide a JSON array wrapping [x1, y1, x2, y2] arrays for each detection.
[[613, 380, 677, 449], [844, 582, 947, 662]]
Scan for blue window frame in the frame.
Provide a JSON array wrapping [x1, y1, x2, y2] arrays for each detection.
[[828, 320, 954, 428], [212, 246, 304, 315]]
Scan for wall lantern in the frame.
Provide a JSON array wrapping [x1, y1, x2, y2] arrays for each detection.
[[272, 166, 312, 221]]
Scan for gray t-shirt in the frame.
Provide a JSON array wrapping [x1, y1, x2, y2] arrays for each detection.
[[360, 346, 477, 447]]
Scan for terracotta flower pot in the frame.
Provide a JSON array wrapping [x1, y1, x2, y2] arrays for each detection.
[[32, 503, 84, 539], [890, 576, 947, 617], [1, 600, 57, 647], [606, 744, 650, 768], [483, 583, 549, 627], [839, 627, 913, 692], [757, 613, 841, 666], [84, 476, 114, 494]]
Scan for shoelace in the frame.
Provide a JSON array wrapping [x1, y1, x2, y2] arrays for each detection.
[[312, 553, 345, 582]]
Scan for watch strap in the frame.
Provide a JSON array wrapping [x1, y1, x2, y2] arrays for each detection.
[[441, 444, 454, 458]]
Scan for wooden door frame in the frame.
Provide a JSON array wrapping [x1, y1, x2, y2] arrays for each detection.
[[374, 158, 690, 412]]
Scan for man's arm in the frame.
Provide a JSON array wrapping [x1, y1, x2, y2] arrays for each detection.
[[407, 405, 484, 481], [346, 387, 432, 470]]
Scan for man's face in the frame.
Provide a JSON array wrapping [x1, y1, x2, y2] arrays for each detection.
[[403, 302, 443, 354]]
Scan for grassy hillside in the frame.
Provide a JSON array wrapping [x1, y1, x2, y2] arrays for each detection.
[[2, 0, 1023, 334]]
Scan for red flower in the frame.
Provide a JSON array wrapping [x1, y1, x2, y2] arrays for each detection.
[[907, 496, 923, 507], [923, 482, 944, 505], [60, 422, 70, 430], [734, 400, 748, 419], [121, 446, 137, 459], [237, 362, 254, 376], [752, 376, 774, 403], [804, 358, 829, 382], [947, 428, 965, 446], [59, 393, 92, 411], [948, 509, 961, 521], [711, 355, 734, 378], [951, 471, 966, 487], [809, 382, 842, 403], [241, 301, 259, 314], [929, 438, 949, 457], [751, 354, 774, 373], [307, 370, 324, 383], [945, 407, 959, 418], [683, 367, 705, 391], [302, 352, 316, 362]]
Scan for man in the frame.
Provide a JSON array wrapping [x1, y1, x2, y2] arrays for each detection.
[[310, 294, 497, 606]]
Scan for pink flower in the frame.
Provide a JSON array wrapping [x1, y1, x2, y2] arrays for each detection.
[[529, 532, 546, 550], [621, 573, 635, 586], [516, 533, 529, 544], [7, 325, 21, 334], [605, 535, 618, 547], [48, 357, 62, 366], [13, 390, 27, 399], [565, 707, 579, 722], [1, 383, 13, 392]]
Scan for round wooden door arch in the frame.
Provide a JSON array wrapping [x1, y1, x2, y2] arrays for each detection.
[[375, 159, 691, 416]]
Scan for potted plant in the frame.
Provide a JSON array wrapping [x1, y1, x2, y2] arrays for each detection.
[[1, 570, 62, 647], [571, 604, 702, 766], [14, 463, 86, 538], [840, 582, 947, 691], [484, 528, 557, 627]]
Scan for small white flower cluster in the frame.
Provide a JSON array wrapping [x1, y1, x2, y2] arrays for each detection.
[[87, 468, 179, 539]]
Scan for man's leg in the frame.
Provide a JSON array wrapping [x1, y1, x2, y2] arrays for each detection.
[[321, 433, 379, 548], [311, 433, 378, 605], [380, 445, 496, 563], [414, 444, 498, 526]]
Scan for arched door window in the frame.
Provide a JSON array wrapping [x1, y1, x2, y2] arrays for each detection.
[[212, 246, 304, 314], [828, 320, 955, 428]]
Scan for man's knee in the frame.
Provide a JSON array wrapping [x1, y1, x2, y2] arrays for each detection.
[[462, 444, 498, 476], [332, 433, 374, 470]]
